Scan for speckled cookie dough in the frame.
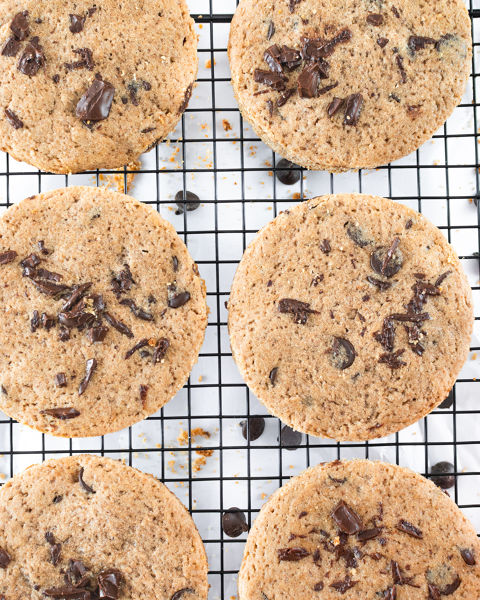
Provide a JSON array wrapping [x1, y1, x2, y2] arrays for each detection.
[[227, 194, 473, 441], [239, 460, 480, 600], [228, 0, 471, 171], [0, 0, 197, 173], [0, 186, 208, 437], [0, 454, 208, 600]]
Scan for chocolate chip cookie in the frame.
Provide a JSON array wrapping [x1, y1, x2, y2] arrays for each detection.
[[227, 194, 473, 440], [0, 186, 207, 437], [0, 1, 197, 173], [228, 0, 471, 171], [0, 454, 208, 600], [239, 459, 480, 600]]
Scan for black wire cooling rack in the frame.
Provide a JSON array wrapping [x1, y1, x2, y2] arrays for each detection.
[[0, 2, 480, 598]]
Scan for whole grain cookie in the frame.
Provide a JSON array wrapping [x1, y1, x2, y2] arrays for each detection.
[[228, 0, 471, 171], [0, 186, 207, 437], [239, 460, 480, 599], [0, 0, 197, 173], [228, 194, 473, 440], [0, 454, 208, 600]]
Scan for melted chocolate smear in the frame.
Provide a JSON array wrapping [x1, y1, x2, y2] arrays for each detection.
[[254, 68, 287, 91], [378, 349, 406, 369], [5, 108, 23, 129], [78, 358, 97, 395], [330, 576, 358, 593], [104, 312, 133, 338], [65, 47, 94, 71], [119, 298, 154, 321], [366, 14, 384, 26], [41, 407, 80, 420], [276, 158, 301, 184], [366, 276, 391, 291], [408, 35, 436, 54], [240, 416, 265, 441], [171, 589, 195, 600], [98, 569, 123, 599], [78, 466, 95, 494], [1, 37, 21, 57], [55, 372, 67, 388], [69, 14, 86, 33], [125, 338, 149, 360], [279, 425, 302, 450], [152, 337, 169, 364], [345, 222, 370, 247], [0, 547, 11, 568], [343, 93, 364, 126], [396, 519, 422, 538], [277, 547, 310, 561], [269, 366, 278, 385], [331, 500, 362, 534], [18, 37, 45, 76], [10, 11, 29, 41], [330, 337, 355, 370], [0, 250, 17, 264], [278, 298, 318, 324], [76, 78, 114, 121], [222, 508, 249, 537]]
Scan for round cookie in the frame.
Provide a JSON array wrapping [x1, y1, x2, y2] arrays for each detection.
[[228, 0, 471, 172], [0, 186, 207, 437], [0, 454, 208, 600], [0, 0, 197, 173], [227, 194, 473, 441], [239, 460, 480, 599]]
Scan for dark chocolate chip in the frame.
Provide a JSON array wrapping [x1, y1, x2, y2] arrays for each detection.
[[78, 466, 95, 494], [367, 14, 384, 25], [395, 54, 407, 83], [434, 271, 452, 287], [343, 93, 364, 126], [53, 495, 63, 503], [104, 312, 134, 338], [152, 337, 169, 363], [329, 576, 358, 593], [298, 62, 325, 98], [430, 461, 455, 489], [78, 358, 97, 395], [0, 547, 11, 568], [18, 38, 45, 76], [125, 338, 149, 360], [54, 373, 67, 388], [327, 96, 344, 117], [139, 384, 148, 406], [1, 37, 21, 57], [178, 82, 193, 114], [174, 190, 200, 213], [366, 276, 391, 291], [313, 582, 324, 591], [276, 88, 296, 107], [240, 416, 265, 441], [278, 298, 318, 324], [76, 78, 115, 121], [331, 500, 362, 534], [0, 250, 17, 264], [276, 158, 301, 185], [119, 298, 154, 321], [267, 21, 275, 40], [377, 37, 389, 47], [330, 337, 355, 370], [279, 425, 302, 450], [345, 221, 370, 247], [269, 366, 278, 386], [222, 508, 249, 537], [41, 407, 80, 420], [86, 325, 108, 343], [357, 527, 382, 541], [31, 309, 40, 332], [459, 548, 476, 566], [10, 11, 29, 41], [168, 290, 191, 308], [69, 14, 86, 33], [370, 242, 403, 278], [378, 349, 406, 369], [171, 589, 195, 600], [254, 68, 287, 91], [277, 547, 310, 561], [396, 519, 422, 538], [65, 47, 94, 71], [4, 108, 23, 129], [408, 35, 436, 54], [97, 569, 123, 600]]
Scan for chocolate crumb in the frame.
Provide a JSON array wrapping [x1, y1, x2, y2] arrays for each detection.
[[320, 239, 331, 254], [395, 54, 407, 83], [0, 547, 11, 568], [366, 14, 384, 26], [54, 373, 67, 388], [396, 519, 422, 538], [78, 466, 95, 493], [78, 358, 97, 395], [277, 547, 310, 561], [104, 312, 133, 338], [119, 298, 154, 321], [0, 250, 17, 264], [1, 37, 21, 57], [69, 14, 86, 33], [377, 37, 389, 47], [327, 96, 344, 117]]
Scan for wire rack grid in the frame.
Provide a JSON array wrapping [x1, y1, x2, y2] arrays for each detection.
[[0, 1, 480, 599]]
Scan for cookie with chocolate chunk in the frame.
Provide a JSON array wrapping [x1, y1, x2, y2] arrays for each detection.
[[228, 194, 472, 440], [0, 186, 207, 437], [0, 454, 208, 600], [239, 460, 480, 600], [0, 0, 197, 173], [228, 0, 471, 171]]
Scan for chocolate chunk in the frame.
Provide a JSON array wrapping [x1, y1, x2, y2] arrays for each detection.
[[278, 45, 302, 69], [319, 239, 331, 254], [4, 108, 23, 129], [222, 508, 249, 537], [31, 279, 71, 298], [168, 287, 191, 308], [10, 11, 29, 41], [35, 268, 62, 282], [343, 93, 363, 126], [178, 82, 193, 114], [65, 47, 94, 71], [370, 240, 403, 278], [331, 500, 362, 534], [378, 349, 406, 369], [55, 373, 67, 388], [269, 366, 278, 385], [43, 585, 87, 598], [430, 461, 455, 489], [267, 21, 275, 40], [78, 466, 95, 494], [171, 589, 195, 600], [119, 298, 154, 321], [41, 407, 80, 420], [40, 312, 56, 330], [276, 158, 301, 185], [139, 384, 148, 406], [318, 81, 338, 95], [48, 538, 61, 566], [330, 337, 355, 370], [329, 576, 358, 593], [125, 338, 149, 360], [240, 416, 265, 441], [302, 29, 352, 60], [357, 527, 382, 541], [408, 35, 436, 54], [174, 190, 200, 213], [367, 14, 384, 25], [76, 78, 115, 121], [279, 425, 302, 450], [111, 265, 134, 296], [61, 282, 92, 312], [396, 519, 422, 538], [434, 271, 452, 287], [21, 253, 41, 269], [366, 276, 391, 291], [264, 44, 283, 73], [31, 309, 40, 332], [298, 62, 324, 98], [395, 54, 407, 83], [460, 548, 476, 566], [345, 221, 370, 247], [276, 88, 295, 107], [390, 312, 430, 324], [327, 96, 344, 117], [1, 37, 21, 57], [69, 14, 86, 33], [104, 312, 133, 338], [254, 68, 287, 91], [278, 298, 318, 324], [0, 547, 11, 568], [0, 250, 17, 264], [78, 358, 97, 395], [98, 569, 123, 599], [53, 495, 63, 503], [377, 37, 389, 47], [18, 38, 45, 76], [152, 337, 169, 363], [277, 547, 310, 561], [313, 582, 324, 591], [65, 559, 87, 587], [86, 325, 108, 343]]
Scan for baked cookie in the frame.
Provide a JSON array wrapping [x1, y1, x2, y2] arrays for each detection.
[[0, 0, 197, 173], [0, 186, 207, 437], [0, 454, 208, 600], [227, 194, 473, 440], [239, 460, 480, 599], [228, 0, 471, 171]]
